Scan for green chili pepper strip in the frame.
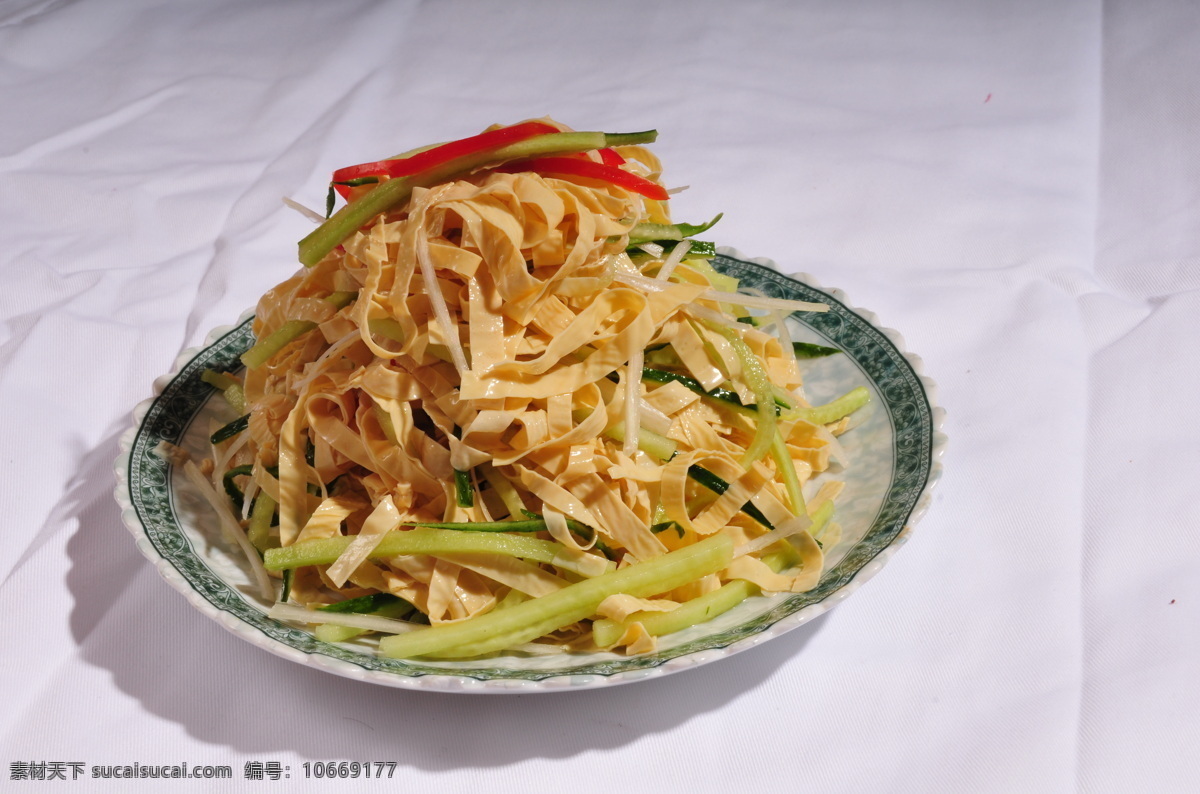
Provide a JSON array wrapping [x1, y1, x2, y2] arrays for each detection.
[[626, 213, 723, 246], [378, 533, 733, 659], [299, 130, 658, 267]]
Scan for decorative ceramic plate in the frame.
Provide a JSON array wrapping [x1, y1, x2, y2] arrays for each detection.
[[114, 250, 945, 693]]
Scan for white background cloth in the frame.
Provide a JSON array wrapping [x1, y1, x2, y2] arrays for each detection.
[[1, 0, 1196, 791]]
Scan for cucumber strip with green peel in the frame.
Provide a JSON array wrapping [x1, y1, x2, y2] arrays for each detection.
[[314, 594, 416, 643], [687, 465, 774, 529], [571, 407, 678, 461], [450, 425, 474, 507], [641, 366, 789, 416], [262, 528, 564, 571], [651, 521, 684, 538], [200, 369, 239, 391], [493, 588, 530, 611], [378, 533, 733, 659], [318, 592, 406, 614], [223, 383, 247, 414], [247, 491, 278, 553], [454, 469, 474, 507], [299, 129, 658, 267], [592, 506, 835, 648], [201, 368, 244, 413], [210, 414, 249, 444], [770, 432, 806, 515], [522, 511, 614, 556], [793, 341, 841, 359], [314, 603, 416, 643], [333, 177, 381, 188], [640, 367, 747, 406], [366, 317, 405, 344], [372, 404, 399, 445], [643, 345, 683, 368], [603, 421, 677, 461], [481, 465, 527, 518], [806, 499, 835, 539], [705, 321, 775, 467], [626, 214, 723, 245], [593, 578, 758, 648], [678, 255, 740, 293], [325, 290, 358, 309], [240, 320, 318, 369], [409, 518, 581, 533], [222, 464, 254, 510], [592, 545, 801, 647], [797, 386, 871, 425]]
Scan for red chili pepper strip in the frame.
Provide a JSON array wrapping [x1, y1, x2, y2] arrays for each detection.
[[331, 121, 559, 183], [599, 147, 626, 166], [300, 129, 659, 267], [498, 157, 668, 201]]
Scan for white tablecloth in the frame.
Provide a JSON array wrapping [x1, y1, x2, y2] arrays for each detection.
[[2, 1, 1196, 791]]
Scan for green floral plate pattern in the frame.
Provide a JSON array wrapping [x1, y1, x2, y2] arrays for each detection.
[[114, 250, 945, 693]]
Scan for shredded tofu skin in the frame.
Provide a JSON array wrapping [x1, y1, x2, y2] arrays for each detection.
[[204, 119, 862, 657]]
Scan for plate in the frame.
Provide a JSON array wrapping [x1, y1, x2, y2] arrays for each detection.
[[114, 249, 945, 693]]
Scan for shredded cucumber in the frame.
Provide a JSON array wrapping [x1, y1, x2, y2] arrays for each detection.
[[210, 414, 249, 444], [241, 320, 318, 369], [593, 502, 835, 647], [263, 528, 565, 571], [798, 386, 870, 425], [314, 594, 417, 643], [378, 534, 733, 659], [247, 491, 278, 553], [626, 213, 723, 245]]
